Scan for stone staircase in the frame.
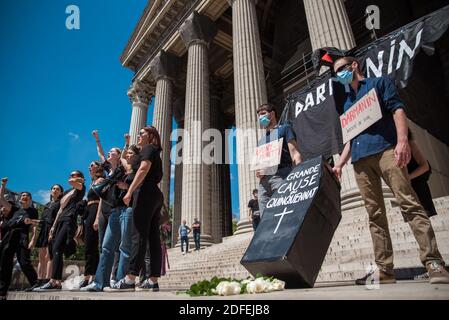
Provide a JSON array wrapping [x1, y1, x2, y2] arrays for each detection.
[[158, 196, 449, 290], [159, 233, 253, 289]]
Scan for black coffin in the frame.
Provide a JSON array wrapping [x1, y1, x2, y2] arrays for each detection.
[[241, 156, 341, 288]]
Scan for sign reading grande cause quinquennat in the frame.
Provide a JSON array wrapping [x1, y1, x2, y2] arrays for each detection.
[[340, 88, 382, 144]]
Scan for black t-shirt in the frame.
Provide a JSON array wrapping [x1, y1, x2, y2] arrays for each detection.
[[192, 221, 201, 233], [139, 144, 163, 191], [41, 200, 61, 225], [2, 205, 39, 242], [60, 187, 86, 222], [247, 199, 260, 219], [248, 199, 259, 212]]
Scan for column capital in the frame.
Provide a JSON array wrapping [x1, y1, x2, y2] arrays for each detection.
[[227, 0, 258, 6], [149, 50, 179, 82], [127, 81, 153, 105], [179, 11, 217, 48]]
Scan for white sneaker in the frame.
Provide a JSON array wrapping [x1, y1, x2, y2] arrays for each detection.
[[110, 279, 116, 288], [80, 282, 102, 292]]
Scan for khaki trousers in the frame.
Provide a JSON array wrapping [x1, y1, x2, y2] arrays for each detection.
[[353, 148, 444, 274]]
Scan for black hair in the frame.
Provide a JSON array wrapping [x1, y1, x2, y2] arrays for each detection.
[[20, 191, 32, 199], [252, 189, 258, 194], [50, 184, 64, 201], [128, 144, 140, 155], [333, 56, 361, 74], [257, 103, 277, 117], [90, 161, 105, 179], [71, 170, 85, 179]]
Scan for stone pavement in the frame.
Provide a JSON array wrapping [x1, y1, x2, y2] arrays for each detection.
[[6, 280, 449, 300]]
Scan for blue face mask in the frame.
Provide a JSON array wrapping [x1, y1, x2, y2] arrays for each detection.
[[336, 69, 354, 85], [259, 114, 271, 128]]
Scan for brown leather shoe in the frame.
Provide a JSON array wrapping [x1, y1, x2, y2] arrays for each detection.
[[355, 269, 396, 285], [427, 261, 449, 284]]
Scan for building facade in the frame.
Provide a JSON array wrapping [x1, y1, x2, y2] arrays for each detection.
[[120, 0, 449, 248]]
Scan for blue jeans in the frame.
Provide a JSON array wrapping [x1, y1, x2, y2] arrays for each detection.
[[180, 236, 189, 252], [93, 207, 133, 289], [193, 232, 200, 250], [258, 167, 292, 217], [252, 217, 260, 231]]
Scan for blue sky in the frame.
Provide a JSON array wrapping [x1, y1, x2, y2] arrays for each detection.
[[0, 0, 241, 218]]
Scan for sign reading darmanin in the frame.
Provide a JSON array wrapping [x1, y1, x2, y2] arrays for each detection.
[[340, 88, 382, 143]]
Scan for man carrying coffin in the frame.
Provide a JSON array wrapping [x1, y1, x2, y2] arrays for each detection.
[[256, 103, 302, 218], [331, 56, 449, 285]]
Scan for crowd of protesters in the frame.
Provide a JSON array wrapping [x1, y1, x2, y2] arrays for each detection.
[[0, 126, 168, 299]]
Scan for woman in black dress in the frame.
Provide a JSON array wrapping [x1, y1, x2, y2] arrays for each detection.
[[110, 126, 164, 291], [34, 184, 63, 287], [36, 170, 86, 291], [407, 131, 438, 217], [73, 161, 105, 289]]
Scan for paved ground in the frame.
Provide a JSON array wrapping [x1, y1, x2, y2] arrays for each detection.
[[5, 280, 449, 300]]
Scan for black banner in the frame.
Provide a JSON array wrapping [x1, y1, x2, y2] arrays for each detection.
[[283, 5, 449, 161]]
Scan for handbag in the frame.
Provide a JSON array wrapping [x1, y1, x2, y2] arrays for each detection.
[[92, 166, 126, 208]]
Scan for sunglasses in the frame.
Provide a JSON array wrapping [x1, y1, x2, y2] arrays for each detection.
[[335, 62, 352, 74], [70, 173, 80, 178]]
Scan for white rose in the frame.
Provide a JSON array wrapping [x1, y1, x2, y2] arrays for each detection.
[[254, 278, 271, 293], [216, 281, 241, 296], [246, 281, 257, 294], [215, 281, 229, 295], [269, 279, 285, 291]]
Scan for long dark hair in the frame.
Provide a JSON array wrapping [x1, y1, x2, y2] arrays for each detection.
[[90, 161, 105, 179], [142, 126, 162, 149], [50, 184, 64, 201]]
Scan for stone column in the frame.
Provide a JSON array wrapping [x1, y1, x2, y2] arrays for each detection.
[[303, 0, 356, 52], [209, 79, 225, 243], [221, 162, 233, 237], [150, 51, 178, 209], [179, 12, 217, 247], [173, 145, 183, 247], [128, 81, 153, 145], [229, 0, 268, 234], [302, 0, 369, 206]]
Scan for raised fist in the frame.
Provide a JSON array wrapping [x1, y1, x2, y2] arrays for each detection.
[[1, 177, 7, 185], [92, 130, 99, 139]]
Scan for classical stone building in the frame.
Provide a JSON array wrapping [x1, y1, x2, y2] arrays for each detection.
[[120, 0, 449, 254]]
